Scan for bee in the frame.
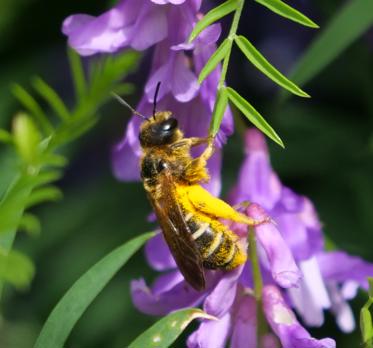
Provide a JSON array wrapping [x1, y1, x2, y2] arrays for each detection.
[[113, 85, 261, 291]]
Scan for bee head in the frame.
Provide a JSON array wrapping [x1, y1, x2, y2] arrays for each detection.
[[139, 111, 182, 147]]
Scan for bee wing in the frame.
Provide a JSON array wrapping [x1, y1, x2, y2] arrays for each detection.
[[148, 171, 205, 291]]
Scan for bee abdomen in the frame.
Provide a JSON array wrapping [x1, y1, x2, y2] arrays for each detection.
[[187, 218, 246, 270]]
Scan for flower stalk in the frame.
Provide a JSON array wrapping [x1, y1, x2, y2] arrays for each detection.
[[217, 0, 244, 91], [248, 226, 266, 348]]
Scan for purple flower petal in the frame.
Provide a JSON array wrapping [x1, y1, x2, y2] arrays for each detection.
[[234, 129, 282, 210], [230, 295, 256, 348], [187, 312, 231, 348], [317, 251, 373, 290], [130, 5, 168, 50], [151, 0, 187, 5], [247, 204, 301, 288], [263, 285, 336, 348], [62, 0, 138, 55], [145, 233, 176, 271], [287, 257, 331, 327], [172, 54, 199, 102], [327, 282, 355, 333], [131, 274, 206, 316], [203, 266, 243, 318]]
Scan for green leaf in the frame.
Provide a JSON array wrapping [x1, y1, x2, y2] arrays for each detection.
[[226, 87, 284, 148], [128, 308, 217, 348], [0, 129, 13, 144], [189, 0, 239, 42], [26, 186, 63, 208], [199, 39, 230, 84], [12, 113, 42, 164], [235, 35, 309, 98], [19, 213, 41, 236], [34, 232, 155, 348], [255, 0, 318, 28], [11, 84, 53, 134], [32, 77, 70, 122], [361, 307, 373, 345], [0, 249, 35, 289], [369, 277, 373, 299], [288, 0, 373, 90], [67, 47, 87, 101], [209, 87, 228, 137]]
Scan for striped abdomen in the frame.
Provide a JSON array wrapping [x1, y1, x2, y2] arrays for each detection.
[[185, 213, 246, 270]]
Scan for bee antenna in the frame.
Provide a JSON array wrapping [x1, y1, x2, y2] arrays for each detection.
[[111, 92, 148, 121], [153, 81, 161, 120]]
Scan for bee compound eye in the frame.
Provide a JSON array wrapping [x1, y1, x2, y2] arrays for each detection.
[[157, 160, 168, 172], [161, 118, 178, 131]]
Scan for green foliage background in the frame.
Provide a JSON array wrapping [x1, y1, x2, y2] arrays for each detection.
[[0, 0, 372, 347]]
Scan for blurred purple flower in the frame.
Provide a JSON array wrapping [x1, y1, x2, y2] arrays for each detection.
[[63, 1, 232, 195]]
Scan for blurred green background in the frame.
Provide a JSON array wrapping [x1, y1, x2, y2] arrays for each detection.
[[0, 0, 372, 347]]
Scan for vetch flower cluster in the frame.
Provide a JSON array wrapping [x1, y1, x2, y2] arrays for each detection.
[[62, 2, 373, 347], [63, 0, 233, 196], [130, 129, 373, 347]]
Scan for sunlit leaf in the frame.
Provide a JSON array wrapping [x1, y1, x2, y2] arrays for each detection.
[[0, 249, 35, 289], [0, 129, 13, 144], [226, 87, 284, 148], [361, 306, 373, 346], [26, 186, 63, 208], [288, 0, 373, 90], [19, 213, 41, 236], [34, 232, 155, 348], [255, 0, 318, 28], [12, 113, 41, 164], [209, 87, 228, 136], [32, 77, 70, 121], [189, 0, 239, 42], [11, 84, 53, 134], [369, 277, 373, 299], [199, 39, 230, 84], [235, 35, 309, 98], [128, 308, 217, 348]]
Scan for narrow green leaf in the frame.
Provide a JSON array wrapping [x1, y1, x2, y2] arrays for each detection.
[[235, 35, 309, 98], [209, 87, 228, 136], [67, 47, 87, 101], [31, 170, 62, 188], [0, 249, 35, 289], [34, 232, 155, 348], [226, 87, 284, 148], [26, 186, 63, 208], [40, 153, 68, 168], [12, 113, 42, 164], [189, 0, 239, 42], [199, 39, 230, 84], [128, 308, 217, 348], [288, 0, 373, 90], [32, 77, 70, 122], [11, 84, 53, 134], [19, 213, 41, 236], [361, 307, 373, 345], [0, 129, 13, 144], [369, 277, 373, 299], [255, 0, 318, 28]]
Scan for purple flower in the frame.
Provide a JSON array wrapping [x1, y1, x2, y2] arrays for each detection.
[[263, 285, 336, 348], [63, 1, 233, 193], [236, 128, 373, 333]]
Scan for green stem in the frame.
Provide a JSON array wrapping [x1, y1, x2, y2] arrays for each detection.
[[208, 0, 245, 134], [248, 226, 266, 348], [217, 0, 244, 91]]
